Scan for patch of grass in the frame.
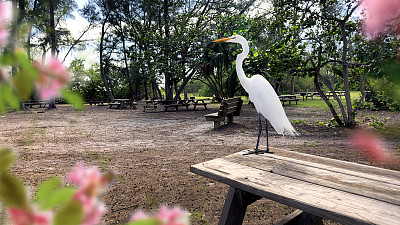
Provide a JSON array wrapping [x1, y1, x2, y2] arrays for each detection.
[[294, 119, 305, 124], [191, 212, 209, 225], [199, 186, 208, 193], [17, 127, 45, 146], [146, 195, 158, 209], [85, 151, 111, 171], [379, 124, 400, 142]]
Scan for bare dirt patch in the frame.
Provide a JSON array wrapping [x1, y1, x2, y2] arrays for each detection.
[[1, 103, 398, 224]]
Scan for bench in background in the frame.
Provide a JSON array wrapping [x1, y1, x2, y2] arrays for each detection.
[[204, 97, 243, 129]]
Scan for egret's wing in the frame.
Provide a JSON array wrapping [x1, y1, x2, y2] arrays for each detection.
[[247, 75, 297, 136]]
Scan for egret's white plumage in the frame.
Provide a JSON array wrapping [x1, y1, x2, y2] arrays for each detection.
[[214, 35, 297, 136]]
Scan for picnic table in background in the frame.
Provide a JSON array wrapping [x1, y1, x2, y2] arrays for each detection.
[[109, 99, 137, 109], [325, 91, 345, 99], [85, 99, 107, 106], [279, 95, 300, 105], [143, 98, 208, 112], [191, 148, 400, 225], [23, 100, 48, 108]]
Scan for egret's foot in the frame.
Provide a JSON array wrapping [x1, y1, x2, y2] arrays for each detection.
[[243, 148, 274, 155]]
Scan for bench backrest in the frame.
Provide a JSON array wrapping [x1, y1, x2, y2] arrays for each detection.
[[218, 97, 243, 117]]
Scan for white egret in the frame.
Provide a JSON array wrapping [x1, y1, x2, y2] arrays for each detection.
[[214, 35, 297, 154]]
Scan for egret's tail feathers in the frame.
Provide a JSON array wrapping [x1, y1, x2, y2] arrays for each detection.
[[281, 127, 299, 136]]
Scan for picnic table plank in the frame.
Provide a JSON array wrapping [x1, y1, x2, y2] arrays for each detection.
[[190, 148, 400, 225]]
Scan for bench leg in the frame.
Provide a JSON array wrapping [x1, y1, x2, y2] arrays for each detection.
[[214, 121, 221, 129], [274, 209, 323, 225], [218, 187, 261, 225]]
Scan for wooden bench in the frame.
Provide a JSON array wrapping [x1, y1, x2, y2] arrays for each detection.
[[204, 97, 243, 129], [191, 148, 400, 225]]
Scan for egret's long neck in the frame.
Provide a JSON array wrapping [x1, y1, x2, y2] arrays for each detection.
[[236, 41, 250, 89]]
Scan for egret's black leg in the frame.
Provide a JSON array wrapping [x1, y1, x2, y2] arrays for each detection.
[[266, 119, 270, 153], [255, 113, 262, 153]]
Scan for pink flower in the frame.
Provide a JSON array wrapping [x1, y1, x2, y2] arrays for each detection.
[[0, 1, 12, 46], [360, 0, 400, 38], [130, 206, 189, 225], [72, 190, 106, 225], [130, 210, 149, 221], [8, 207, 53, 225], [34, 57, 70, 100], [67, 163, 112, 225], [156, 206, 189, 225], [350, 128, 388, 163]]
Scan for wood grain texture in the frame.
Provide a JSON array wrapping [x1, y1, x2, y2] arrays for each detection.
[[190, 148, 400, 225]]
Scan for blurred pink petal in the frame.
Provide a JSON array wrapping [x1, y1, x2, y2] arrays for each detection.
[[0, 1, 12, 46], [72, 190, 106, 225], [361, 0, 400, 38], [156, 205, 189, 225], [34, 57, 70, 100], [8, 207, 52, 225], [130, 210, 149, 221], [350, 128, 388, 163], [68, 163, 111, 225]]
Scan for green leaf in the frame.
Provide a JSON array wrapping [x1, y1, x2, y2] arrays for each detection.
[[0, 172, 27, 208], [40, 187, 76, 210], [53, 200, 83, 225], [61, 89, 84, 110], [0, 148, 15, 172], [35, 176, 62, 204], [127, 219, 160, 225], [14, 51, 37, 79], [12, 71, 33, 100], [0, 83, 20, 114], [253, 52, 259, 57]]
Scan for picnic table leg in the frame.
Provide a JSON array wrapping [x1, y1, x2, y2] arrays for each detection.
[[218, 187, 261, 225], [227, 114, 234, 124]]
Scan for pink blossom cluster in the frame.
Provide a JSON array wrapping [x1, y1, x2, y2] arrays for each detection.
[[361, 0, 400, 38], [34, 57, 70, 100], [8, 207, 52, 225], [0, 1, 12, 46], [67, 163, 112, 225], [130, 206, 189, 225], [350, 128, 388, 163]]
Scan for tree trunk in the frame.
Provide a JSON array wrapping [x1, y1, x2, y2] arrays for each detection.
[[163, 0, 173, 100], [100, 11, 114, 102], [314, 70, 344, 126], [144, 81, 149, 100], [121, 28, 134, 100], [174, 68, 196, 100], [184, 86, 188, 99], [341, 21, 355, 128], [290, 76, 295, 95], [48, 0, 57, 109]]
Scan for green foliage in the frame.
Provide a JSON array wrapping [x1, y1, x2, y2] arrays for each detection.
[[0, 172, 27, 208], [53, 200, 83, 225], [0, 83, 20, 114], [0, 148, 15, 172], [61, 89, 85, 110], [127, 219, 160, 225]]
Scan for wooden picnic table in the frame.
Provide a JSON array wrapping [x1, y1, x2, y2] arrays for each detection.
[[279, 95, 300, 105], [109, 99, 136, 109], [190, 148, 400, 225]]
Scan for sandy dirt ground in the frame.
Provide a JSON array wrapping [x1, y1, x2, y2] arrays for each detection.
[[0, 102, 399, 224]]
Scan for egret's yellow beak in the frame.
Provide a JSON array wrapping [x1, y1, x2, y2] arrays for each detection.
[[213, 37, 234, 42]]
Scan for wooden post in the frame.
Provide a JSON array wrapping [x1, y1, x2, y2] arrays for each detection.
[[218, 187, 261, 225]]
